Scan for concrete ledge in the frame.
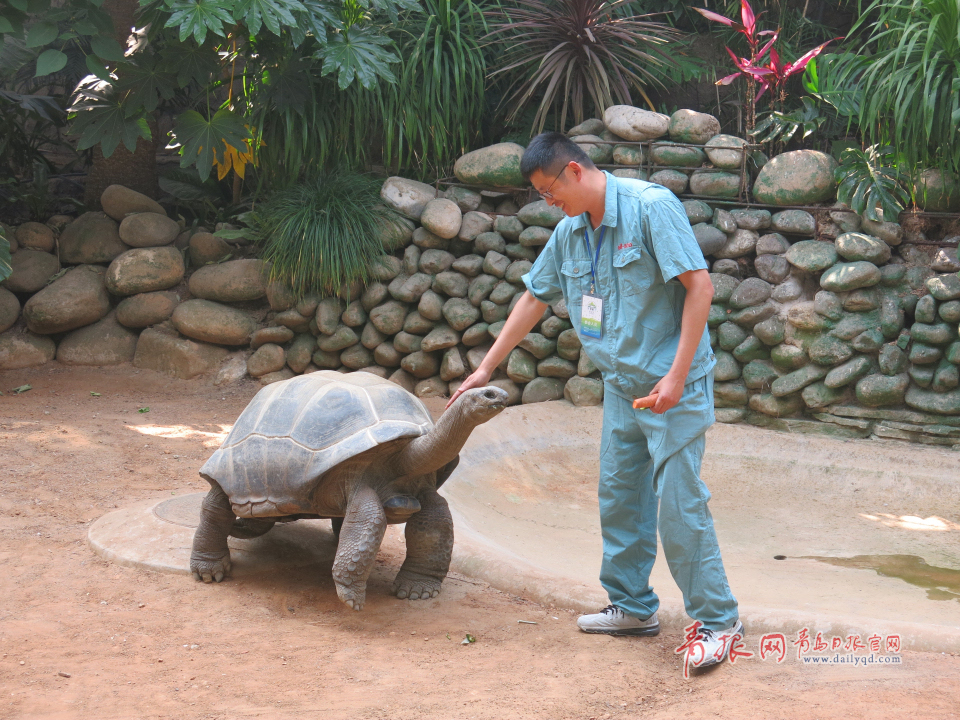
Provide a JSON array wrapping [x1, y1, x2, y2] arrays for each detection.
[[87, 493, 336, 575]]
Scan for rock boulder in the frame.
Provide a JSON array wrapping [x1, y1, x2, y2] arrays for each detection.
[[603, 106, 670, 141], [3, 249, 60, 293], [171, 299, 257, 346], [58, 211, 128, 264], [56, 312, 138, 365], [380, 177, 438, 221], [0, 328, 56, 370], [0, 288, 19, 333], [752, 150, 838, 205], [188, 259, 269, 302], [101, 184, 165, 221], [119, 212, 180, 247], [454, 143, 526, 188], [105, 246, 185, 296], [668, 109, 720, 144], [115, 291, 180, 328], [133, 327, 229, 378], [23, 265, 110, 334], [15, 222, 55, 252]]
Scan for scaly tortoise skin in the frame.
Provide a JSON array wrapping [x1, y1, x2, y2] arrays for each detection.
[[190, 370, 507, 610]]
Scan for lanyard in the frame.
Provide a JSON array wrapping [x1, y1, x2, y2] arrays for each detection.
[[583, 225, 606, 295]]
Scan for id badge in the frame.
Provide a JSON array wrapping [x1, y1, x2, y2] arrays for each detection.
[[580, 293, 603, 339]]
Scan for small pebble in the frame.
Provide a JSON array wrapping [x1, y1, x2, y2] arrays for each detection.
[[58, 671, 71, 678]]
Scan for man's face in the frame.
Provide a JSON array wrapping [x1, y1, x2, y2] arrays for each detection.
[[530, 162, 584, 217]]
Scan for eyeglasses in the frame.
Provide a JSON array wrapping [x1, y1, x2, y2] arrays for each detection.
[[539, 165, 567, 200]]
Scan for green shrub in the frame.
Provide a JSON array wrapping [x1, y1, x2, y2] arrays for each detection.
[[254, 172, 399, 298]]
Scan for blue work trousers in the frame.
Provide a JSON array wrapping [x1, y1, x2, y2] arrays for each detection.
[[598, 375, 738, 631]]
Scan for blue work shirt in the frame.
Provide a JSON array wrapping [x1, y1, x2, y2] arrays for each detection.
[[522, 172, 716, 400]]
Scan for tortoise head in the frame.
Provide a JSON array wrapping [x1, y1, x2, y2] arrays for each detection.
[[393, 385, 508, 479], [451, 386, 509, 425]]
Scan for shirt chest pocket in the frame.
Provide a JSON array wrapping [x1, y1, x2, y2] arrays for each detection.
[[560, 259, 592, 299], [614, 246, 653, 297]]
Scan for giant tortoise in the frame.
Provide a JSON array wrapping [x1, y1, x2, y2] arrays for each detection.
[[191, 371, 508, 610]]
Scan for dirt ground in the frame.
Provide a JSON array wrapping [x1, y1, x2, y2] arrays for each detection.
[[1, 364, 959, 720]]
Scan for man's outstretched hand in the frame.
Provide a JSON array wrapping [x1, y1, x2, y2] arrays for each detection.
[[446, 368, 492, 409]]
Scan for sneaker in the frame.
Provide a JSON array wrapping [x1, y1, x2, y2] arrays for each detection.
[[577, 605, 660, 636], [686, 619, 745, 669]]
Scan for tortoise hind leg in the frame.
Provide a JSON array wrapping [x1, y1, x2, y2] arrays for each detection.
[[393, 488, 453, 600], [332, 485, 386, 611], [190, 482, 235, 583]]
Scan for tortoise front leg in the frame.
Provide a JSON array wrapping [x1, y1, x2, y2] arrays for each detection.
[[191, 482, 235, 583], [332, 485, 386, 611], [393, 488, 453, 600]]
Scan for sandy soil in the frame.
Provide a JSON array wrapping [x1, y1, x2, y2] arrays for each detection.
[[1, 364, 959, 720]]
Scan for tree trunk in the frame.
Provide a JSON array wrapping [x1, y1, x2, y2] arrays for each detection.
[[83, 0, 160, 207]]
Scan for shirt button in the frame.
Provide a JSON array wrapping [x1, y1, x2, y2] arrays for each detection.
[[574, 266, 580, 272]]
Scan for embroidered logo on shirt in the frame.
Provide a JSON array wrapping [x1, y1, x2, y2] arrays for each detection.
[[617, 242, 633, 250]]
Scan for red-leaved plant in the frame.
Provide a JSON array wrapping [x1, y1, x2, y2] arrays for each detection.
[[696, 0, 839, 134]]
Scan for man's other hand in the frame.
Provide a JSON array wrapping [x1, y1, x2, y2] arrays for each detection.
[[649, 372, 685, 413]]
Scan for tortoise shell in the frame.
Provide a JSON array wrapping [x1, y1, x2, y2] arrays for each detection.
[[200, 371, 434, 517]]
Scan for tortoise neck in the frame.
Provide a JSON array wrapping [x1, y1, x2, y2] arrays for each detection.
[[394, 404, 475, 479]]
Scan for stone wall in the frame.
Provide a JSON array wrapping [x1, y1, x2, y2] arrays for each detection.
[[3, 104, 960, 449]]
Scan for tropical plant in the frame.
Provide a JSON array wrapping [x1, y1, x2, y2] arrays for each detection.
[[752, 96, 825, 146], [158, 167, 246, 226], [748, 36, 839, 108], [829, 0, 960, 176], [245, 50, 385, 186], [697, 0, 838, 134], [246, 0, 487, 184], [715, 0, 841, 58], [380, 0, 487, 176], [696, 0, 774, 133], [484, 0, 684, 134], [0, 0, 418, 191], [0, 29, 80, 179], [801, 54, 861, 121], [254, 172, 399, 298], [835, 145, 910, 222], [0, 88, 66, 177]]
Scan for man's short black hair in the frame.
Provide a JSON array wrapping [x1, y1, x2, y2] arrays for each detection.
[[520, 132, 596, 180]]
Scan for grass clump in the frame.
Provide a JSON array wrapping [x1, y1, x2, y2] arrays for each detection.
[[255, 172, 400, 298]]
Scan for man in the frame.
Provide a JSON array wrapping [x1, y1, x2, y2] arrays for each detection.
[[447, 132, 741, 668]]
